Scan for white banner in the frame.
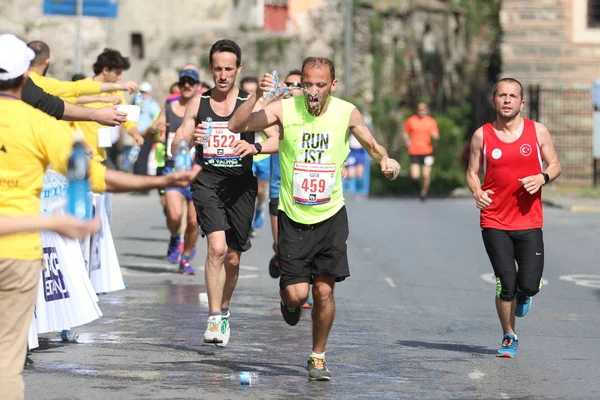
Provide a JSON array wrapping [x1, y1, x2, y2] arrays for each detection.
[[89, 194, 125, 294], [35, 231, 103, 334]]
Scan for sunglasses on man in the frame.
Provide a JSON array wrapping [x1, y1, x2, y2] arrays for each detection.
[[284, 81, 302, 89], [179, 78, 199, 86]]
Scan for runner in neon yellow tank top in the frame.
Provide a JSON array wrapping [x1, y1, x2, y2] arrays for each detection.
[[229, 56, 400, 381]]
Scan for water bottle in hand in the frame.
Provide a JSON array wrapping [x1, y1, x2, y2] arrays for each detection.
[[122, 146, 140, 172], [174, 140, 192, 172], [67, 133, 91, 219], [263, 70, 279, 99], [202, 117, 213, 145]]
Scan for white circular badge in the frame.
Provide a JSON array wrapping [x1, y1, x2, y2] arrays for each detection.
[[491, 148, 502, 160]]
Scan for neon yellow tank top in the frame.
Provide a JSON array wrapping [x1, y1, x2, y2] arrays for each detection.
[[279, 95, 355, 224]]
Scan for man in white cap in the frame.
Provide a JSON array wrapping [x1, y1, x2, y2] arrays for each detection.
[[0, 33, 201, 400]]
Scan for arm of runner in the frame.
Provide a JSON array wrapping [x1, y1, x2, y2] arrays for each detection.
[[231, 124, 279, 157], [466, 128, 493, 209], [228, 72, 282, 133], [349, 107, 399, 180], [62, 102, 127, 126], [519, 122, 562, 194], [431, 119, 440, 140], [103, 165, 201, 193], [0, 215, 101, 239], [172, 95, 201, 153], [402, 119, 411, 147], [149, 106, 168, 143]]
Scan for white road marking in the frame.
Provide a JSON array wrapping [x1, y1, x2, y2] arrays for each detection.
[[385, 277, 396, 288], [559, 274, 600, 289], [500, 393, 510, 399], [481, 273, 548, 286], [468, 370, 485, 380]]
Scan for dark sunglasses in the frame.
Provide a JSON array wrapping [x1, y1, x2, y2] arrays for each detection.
[[284, 81, 302, 89], [179, 78, 199, 86]]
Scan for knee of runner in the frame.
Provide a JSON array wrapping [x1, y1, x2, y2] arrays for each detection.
[[496, 277, 517, 301], [283, 288, 309, 307], [518, 281, 542, 297], [312, 283, 334, 302], [207, 243, 228, 261]]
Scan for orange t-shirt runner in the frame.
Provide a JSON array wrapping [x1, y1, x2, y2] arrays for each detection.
[[405, 115, 438, 155]]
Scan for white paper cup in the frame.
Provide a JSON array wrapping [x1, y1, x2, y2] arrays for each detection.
[[116, 105, 141, 122]]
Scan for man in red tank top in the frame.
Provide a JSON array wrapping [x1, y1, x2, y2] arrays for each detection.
[[466, 78, 562, 358]]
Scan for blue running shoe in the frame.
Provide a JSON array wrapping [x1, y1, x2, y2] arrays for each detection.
[[254, 209, 264, 229], [268, 255, 280, 279], [179, 259, 196, 275], [515, 294, 532, 317], [167, 236, 181, 264], [497, 334, 518, 358]]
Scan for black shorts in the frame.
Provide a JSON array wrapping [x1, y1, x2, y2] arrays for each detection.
[[191, 172, 257, 252], [481, 228, 544, 301], [409, 153, 434, 166], [156, 166, 165, 196], [269, 198, 279, 217], [278, 206, 350, 289]]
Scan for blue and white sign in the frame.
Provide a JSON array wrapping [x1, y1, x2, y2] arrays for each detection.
[[43, 0, 118, 19]]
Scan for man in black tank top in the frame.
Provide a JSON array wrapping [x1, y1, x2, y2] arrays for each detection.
[[172, 40, 279, 347], [150, 65, 201, 275]]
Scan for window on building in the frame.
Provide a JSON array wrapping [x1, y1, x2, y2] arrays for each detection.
[[588, 0, 600, 27], [131, 33, 144, 59]]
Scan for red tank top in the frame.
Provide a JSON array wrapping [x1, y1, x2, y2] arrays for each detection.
[[480, 119, 543, 230]]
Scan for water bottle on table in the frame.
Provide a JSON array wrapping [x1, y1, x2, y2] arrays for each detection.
[[67, 133, 91, 219], [122, 145, 140, 172]]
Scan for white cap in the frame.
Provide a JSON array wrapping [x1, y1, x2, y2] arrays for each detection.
[[0, 34, 35, 81], [139, 81, 153, 93]]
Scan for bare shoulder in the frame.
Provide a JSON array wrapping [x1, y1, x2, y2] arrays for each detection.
[[472, 126, 484, 141], [533, 121, 552, 141]]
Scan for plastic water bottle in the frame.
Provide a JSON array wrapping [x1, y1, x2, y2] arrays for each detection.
[[203, 117, 213, 144], [231, 372, 259, 386], [67, 133, 91, 219], [133, 91, 143, 106], [174, 140, 192, 172], [60, 329, 79, 342], [263, 70, 279, 99], [122, 146, 140, 172]]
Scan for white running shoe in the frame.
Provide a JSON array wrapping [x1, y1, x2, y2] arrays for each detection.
[[203, 316, 223, 344], [215, 312, 230, 347]]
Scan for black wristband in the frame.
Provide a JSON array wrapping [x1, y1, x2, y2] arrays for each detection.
[[542, 173, 550, 185], [254, 142, 262, 154]]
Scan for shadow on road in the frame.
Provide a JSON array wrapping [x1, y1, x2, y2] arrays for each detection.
[[116, 236, 169, 243], [396, 340, 495, 355]]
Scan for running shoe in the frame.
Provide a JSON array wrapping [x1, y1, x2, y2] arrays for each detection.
[[203, 316, 223, 344], [302, 298, 313, 309], [268, 255, 280, 279], [254, 209, 264, 229], [496, 334, 518, 358], [515, 294, 532, 317], [215, 312, 230, 347], [307, 355, 331, 381], [179, 259, 196, 275], [167, 236, 181, 264], [280, 301, 302, 326]]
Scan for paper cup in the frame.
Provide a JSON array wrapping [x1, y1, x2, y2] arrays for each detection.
[[116, 105, 141, 122]]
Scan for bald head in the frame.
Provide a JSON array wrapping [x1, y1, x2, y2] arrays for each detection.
[[27, 41, 50, 67]]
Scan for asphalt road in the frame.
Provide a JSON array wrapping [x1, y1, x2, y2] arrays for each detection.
[[24, 193, 600, 399]]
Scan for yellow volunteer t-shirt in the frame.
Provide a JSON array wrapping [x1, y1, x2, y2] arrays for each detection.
[[73, 81, 137, 162], [0, 97, 107, 260], [29, 71, 102, 100]]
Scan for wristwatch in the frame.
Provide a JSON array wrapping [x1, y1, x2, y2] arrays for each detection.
[[254, 142, 262, 154], [542, 172, 550, 186]]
